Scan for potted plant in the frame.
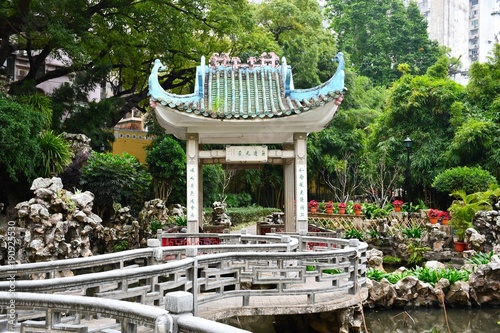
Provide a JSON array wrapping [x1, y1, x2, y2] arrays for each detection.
[[448, 185, 500, 252], [352, 203, 363, 216], [338, 202, 346, 214], [324, 201, 334, 214], [392, 200, 403, 212], [438, 211, 450, 225], [427, 209, 440, 224], [308, 200, 319, 213]]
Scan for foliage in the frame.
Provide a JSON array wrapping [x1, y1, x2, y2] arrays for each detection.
[[411, 266, 470, 287], [325, 0, 441, 86], [344, 228, 364, 241], [225, 193, 252, 208], [171, 215, 187, 227], [448, 185, 500, 241], [146, 135, 186, 203], [0, 95, 44, 182], [362, 203, 391, 219], [407, 241, 430, 266], [253, 0, 338, 88], [36, 130, 73, 178], [432, 166, 497, 194], [465, 251, 494, 265], [367, 267, 469, 286], [402, 225, 424, 239], [112, 240, 129, 253], [80, 152, 152, 219], [367, 63, 465, 196], [150, 218, 164, 233], [383, 256, 402, 265]]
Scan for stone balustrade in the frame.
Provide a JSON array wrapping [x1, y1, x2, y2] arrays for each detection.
[[0, 233, 367, 332]]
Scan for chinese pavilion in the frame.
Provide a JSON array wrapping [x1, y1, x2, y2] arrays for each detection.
[[148, 52, 345, 233]]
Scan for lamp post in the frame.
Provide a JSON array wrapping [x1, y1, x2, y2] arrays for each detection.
[[404, 136, 412, 204]]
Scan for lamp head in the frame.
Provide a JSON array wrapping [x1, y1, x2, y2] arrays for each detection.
[[404, 136, 412, 149]]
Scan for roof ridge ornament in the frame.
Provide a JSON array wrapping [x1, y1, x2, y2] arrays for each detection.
[[208, 52, 280, 69]]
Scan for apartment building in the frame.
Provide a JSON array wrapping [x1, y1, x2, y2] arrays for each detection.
[[410, 0, 500, 83]]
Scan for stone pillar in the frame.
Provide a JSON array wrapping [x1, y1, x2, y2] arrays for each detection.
[[186, 134, 200, 234], [294, 133, 308, 232], [283, 143, 295, 233]]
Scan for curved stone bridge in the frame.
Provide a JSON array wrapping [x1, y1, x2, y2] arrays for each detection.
[[0, 232, 367, 333]]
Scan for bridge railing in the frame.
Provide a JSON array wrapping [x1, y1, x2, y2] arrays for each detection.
[[0, 234, 367, 327]]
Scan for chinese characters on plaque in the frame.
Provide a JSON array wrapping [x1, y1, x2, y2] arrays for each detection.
[[226, 146, 268, 162]]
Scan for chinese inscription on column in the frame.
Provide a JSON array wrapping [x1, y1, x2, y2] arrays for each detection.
[[187, 165, 198, 221], [296, 166, 307, 219]]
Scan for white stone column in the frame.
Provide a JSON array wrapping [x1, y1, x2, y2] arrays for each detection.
[[186, 134, 200, 234], [294, 133, 308, 232]]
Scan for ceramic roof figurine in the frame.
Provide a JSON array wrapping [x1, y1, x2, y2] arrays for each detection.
[[148, 52, 346, 144]]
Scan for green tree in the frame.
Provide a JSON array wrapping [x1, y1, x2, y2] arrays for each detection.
[[253, 0, 338, 88], [146, 135, 186, 204], [432, 166, 497, 194], [325, 0, 441, 86], [80, 152, 152, 219], [367, 63, 465, 203], [0, 95, 44, 183]]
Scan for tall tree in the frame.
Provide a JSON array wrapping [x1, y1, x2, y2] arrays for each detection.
[[367, 62, 465, 204], [325, 0, 441, 86], [252, 0, 338, 88]]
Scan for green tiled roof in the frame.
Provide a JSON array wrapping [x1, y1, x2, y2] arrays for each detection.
[[149, 52, 345, 120]]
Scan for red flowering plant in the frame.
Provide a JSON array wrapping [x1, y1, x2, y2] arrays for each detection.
[[324, 201, 334, 209], [308, 200, 319, 209], [352, 203, 362, 211], [392, 200, 404, 207], [438, 211, 450, 220], [428, 209, 440, 218], [338, 202, 347, 209]]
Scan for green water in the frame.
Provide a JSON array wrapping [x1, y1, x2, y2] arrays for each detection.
[[222, 307, 500, 333]]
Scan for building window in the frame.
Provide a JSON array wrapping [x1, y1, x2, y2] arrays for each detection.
[[471, 0, 478, 6], [471, 19, 478, 27]]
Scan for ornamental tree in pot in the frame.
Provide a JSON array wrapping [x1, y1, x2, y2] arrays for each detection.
[[448, 185, 500, 250]]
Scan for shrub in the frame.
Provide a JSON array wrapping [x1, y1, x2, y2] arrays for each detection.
[[432, 166, 497, 194], [402, 225, 424, 239], [80, 152, 152, 219], [36, 130, 74, 178]]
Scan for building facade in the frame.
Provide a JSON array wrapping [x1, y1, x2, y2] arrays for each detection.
[[410, 0, 500, 83]]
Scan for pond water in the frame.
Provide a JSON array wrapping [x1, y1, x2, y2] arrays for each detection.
[[221, 307, 500, 333]]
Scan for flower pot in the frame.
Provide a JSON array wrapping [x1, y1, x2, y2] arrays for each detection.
[[441, 218, 449, 225], [326, 208, 333, 215], [354, 209, 362, 216], [394, 206, 401, 212], [429, 217, 438, 224], [339, 208, 346, 215], [454, 241, 467, 252], [310, 208, 317, 214]]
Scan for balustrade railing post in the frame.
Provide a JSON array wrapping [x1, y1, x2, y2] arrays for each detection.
[[348, 239, 360, 295], [165, 291, 194, 333], [185, 246, 198, 316], [298, 229, 307, 251]]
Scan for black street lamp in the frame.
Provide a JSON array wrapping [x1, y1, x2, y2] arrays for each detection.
[[404, 136, 413, 204]]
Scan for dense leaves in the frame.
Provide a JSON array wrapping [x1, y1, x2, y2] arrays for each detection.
[[80, 152, 152, 219], [325, 0, 441, 86]]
